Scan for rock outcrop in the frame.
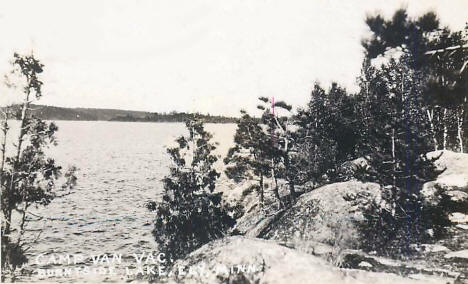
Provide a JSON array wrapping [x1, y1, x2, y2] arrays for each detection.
[[423, 151, 468, 207], [260, 181, 382, 254], [212, 151, 468, 283], [169, 236, 432, 284]]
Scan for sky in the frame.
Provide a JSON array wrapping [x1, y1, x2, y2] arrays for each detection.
[[0, 0, 467, 117]]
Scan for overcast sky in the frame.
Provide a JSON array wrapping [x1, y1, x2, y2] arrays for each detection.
[[0, 0, 467, 116]]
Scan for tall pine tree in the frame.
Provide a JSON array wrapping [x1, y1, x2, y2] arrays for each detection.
[[357, 52, 449, 256], [224, 110, 273, 207]]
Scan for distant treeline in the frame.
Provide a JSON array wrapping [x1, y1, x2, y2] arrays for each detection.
[[2, 104, 237, 123], [110, 113, 237, 123]]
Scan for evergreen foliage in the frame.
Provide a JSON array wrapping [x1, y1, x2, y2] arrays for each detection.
[[294, 83, 361, 184], [1, 53, 77, 277], [149, 118, 235, 263], [356, 52, 451, 256], [224, 110, 273, 206], [363, 9, 468, 153], [356, 10, 466, 255], [362, 9, 439, 65], [258, 97, 298, 204]]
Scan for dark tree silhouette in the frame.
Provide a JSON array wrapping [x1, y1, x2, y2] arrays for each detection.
[[362, 9, 439, 65], [224, 110, 274, 207], [356, 52, 450, 256], [294, 83, 361, 184], [1, 53, 77, 278], [149, 118, 235, 263], [363, 9, 468, 152]]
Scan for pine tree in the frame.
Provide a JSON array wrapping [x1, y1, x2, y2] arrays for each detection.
[[363, 9, 468, 153], [149, 118, 235, 263], [258, 97, 299, 204], [294, 83, 361, 185], [356, 52, 450, 256], [1, 53, 77, 276], [327, 83, 360, 163], [224, 110, 273, 207], [362, 9, 439, 66], [294, 84, 338, 185]]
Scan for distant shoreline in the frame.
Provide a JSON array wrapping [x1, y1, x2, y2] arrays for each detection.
[[2, 104, 238, 124]]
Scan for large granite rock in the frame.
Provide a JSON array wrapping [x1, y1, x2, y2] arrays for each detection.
[[423, 151, 468, 213], [426, 151, 468, 192], [260, 181, 382, 254], [168, 236, 430, 284]]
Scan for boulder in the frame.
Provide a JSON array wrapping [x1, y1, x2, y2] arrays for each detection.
[[422, 151, 468, 211], [260, 181, 382, 253], [425, 150, 468, 193], [428, 151, 468, 179], [168, 236, 429, 284]]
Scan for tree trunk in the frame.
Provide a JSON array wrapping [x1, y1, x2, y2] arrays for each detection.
[[457, 106, 464, 153], [9, 90, 31, 196], [427, 108, 438, 151], [16, 202, 30, 246], [4, 90, 30, 266], [0, 110, 8, 185], [391, 128, 396, 188], [443, 108, 448, 150], [288, 182, 296, 203], [0, 109, 10, 241], [283, 153, 296, 202], [259, 174, 264, 207], [15, 92, 30, 161], [271, 167, 283, 208]]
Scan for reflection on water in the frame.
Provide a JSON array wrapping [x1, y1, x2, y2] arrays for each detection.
[[4, 121, 235, 282]]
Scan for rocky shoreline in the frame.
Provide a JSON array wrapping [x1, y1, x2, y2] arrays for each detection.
[[158, 150, 468, 284]]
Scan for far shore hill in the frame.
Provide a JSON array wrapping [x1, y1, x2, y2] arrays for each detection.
[[2, 104, 237, 123]]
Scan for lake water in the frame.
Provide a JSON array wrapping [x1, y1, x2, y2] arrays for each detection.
[[3, 121, 236, 283]]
